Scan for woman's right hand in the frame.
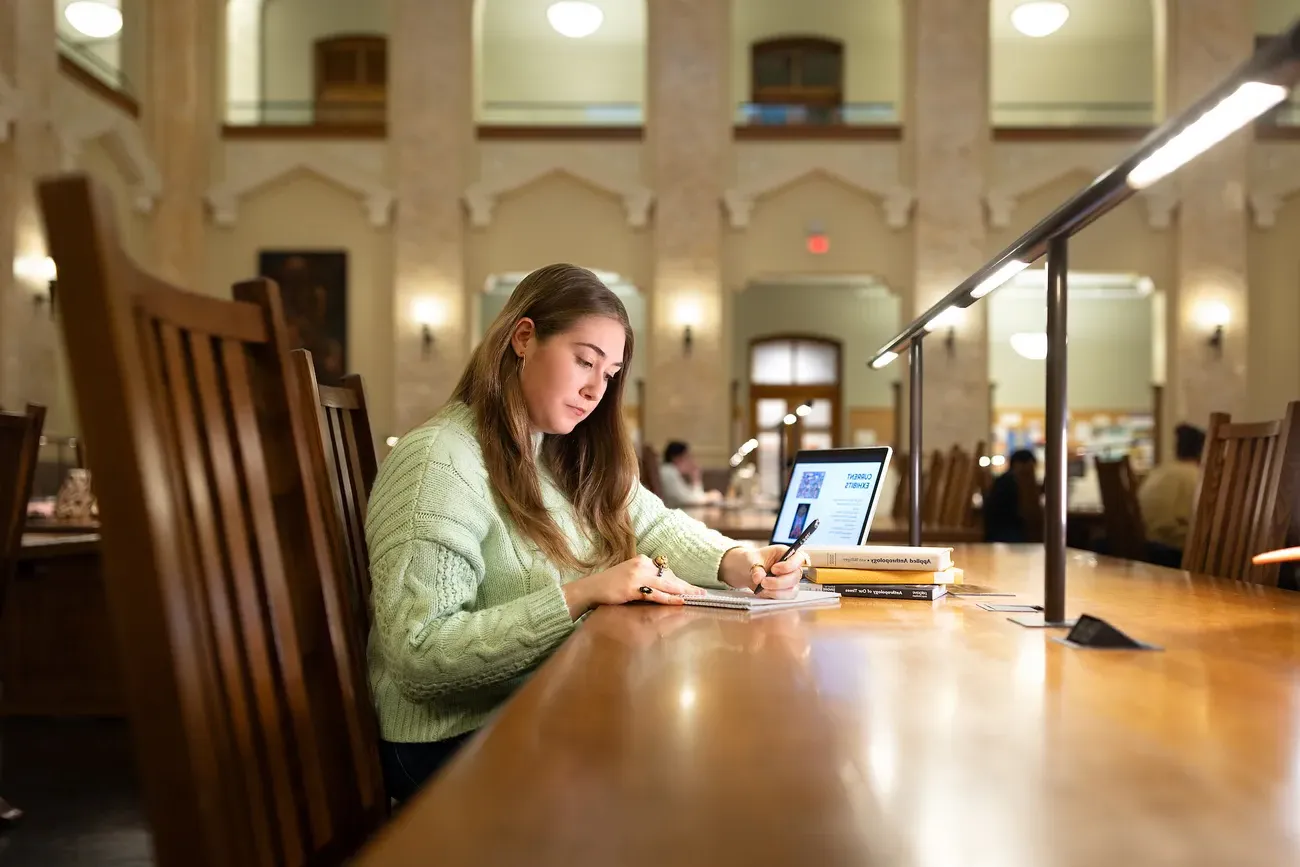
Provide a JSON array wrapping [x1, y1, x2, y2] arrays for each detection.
[[562, 556, 703, 619]]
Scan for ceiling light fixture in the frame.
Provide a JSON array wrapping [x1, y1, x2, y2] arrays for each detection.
[[1010, 332, 1049, 361], [547, 1, 603, 39], [1011, 2, 1070, 38], [64, 1, 123, 39]]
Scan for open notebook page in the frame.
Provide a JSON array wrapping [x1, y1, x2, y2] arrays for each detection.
[[678, 587, 841, 612]]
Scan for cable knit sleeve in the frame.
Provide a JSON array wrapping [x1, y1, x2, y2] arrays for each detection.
[[368, 456, 575, 703], [628, 482, 736, 589]]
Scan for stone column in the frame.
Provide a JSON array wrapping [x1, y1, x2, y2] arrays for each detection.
[[903, 0, 991, 449], [1161, 0, 1253, 430], [0, 0, 62, 421], [144, 0, 218, 288], [644, 0, 731, 464], [389, 0, 474, 433]]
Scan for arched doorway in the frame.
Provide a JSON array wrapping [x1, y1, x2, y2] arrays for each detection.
[[748, 334, 842, 497]]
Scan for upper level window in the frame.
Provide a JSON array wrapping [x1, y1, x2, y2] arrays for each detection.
[[750, 37, 844, 123], [315, 35, 386, 124]]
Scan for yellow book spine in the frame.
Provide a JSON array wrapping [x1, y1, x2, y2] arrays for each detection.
[[805, 567, 962, 585]]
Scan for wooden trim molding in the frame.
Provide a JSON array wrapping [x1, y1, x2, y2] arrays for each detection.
[[1255, 124, 1300, 141], [221, 123, 386, 140], [58, 54, 138, 117], [477, 125, 643, 141], [734, 124, 901, 141], [993, 126, 1153, 142]]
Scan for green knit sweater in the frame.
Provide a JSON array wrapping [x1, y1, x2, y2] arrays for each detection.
[[365, 402, 736, 743]]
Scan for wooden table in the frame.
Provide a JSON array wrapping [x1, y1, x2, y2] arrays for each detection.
[[354, 545, 1300, 866], [0, 532, 120, 716], [683, 505, 983, 544]]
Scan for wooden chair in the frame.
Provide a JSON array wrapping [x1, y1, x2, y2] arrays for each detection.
[[639, 444, 662, 496], [0, 405, 46, 607], [1183, 403, 1300, 585], [39, 174, 385, 867], [291, 349, 378, 639], [920, 449, 948, 525], [890, 452, 910, 520], [0, 403, 44, 825], [1012, 460, 1045, 544], [938, 444, 982, 528], [1094, 455, 1148, 561]]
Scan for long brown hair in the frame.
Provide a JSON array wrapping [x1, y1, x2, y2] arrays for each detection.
[[453, 264, 638, 573]]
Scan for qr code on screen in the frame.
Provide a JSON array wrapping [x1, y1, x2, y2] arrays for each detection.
[[796, 472, 825, 499]]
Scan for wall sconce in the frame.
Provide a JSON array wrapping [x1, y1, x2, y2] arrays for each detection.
[[411, 299, 443, 360], [1197, 301, 1230, 356], [923, 306, 963, 355], [14, 255, 57, 315], [674, 300, 701, 357]]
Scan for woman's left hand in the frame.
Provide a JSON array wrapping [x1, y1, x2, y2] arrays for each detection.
[[719, 544, 810, 599]]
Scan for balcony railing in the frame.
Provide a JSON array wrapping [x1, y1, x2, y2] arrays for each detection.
[[219, 93, 1300, 137], [734, 101, 898, 127], [992, 100, 1155, 128], [1261, 98, 1300, 127], [480, 101, 642, 126], [869, 21, 1300, 630], [226, 101, 332, 126]]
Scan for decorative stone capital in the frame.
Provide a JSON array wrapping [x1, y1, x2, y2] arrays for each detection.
[[1250, 191, 1279, 229], [208, 189, 238, 226], [365, 191, 394, 228], [883, 188, 915, 230], [1140, 185, 1178, 231], [722, 189, 755, 229], [464, 183, 495, 228], [983, 191, 1015, 229], [622, 188, 653, 228]]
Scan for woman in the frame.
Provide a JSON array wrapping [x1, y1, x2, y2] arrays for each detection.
[[367, 263, 805, 802]]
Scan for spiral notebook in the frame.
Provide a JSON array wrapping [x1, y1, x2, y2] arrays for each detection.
[[680, 587, 841, 612]]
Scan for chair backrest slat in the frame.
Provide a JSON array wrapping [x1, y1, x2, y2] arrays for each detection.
[[921, 449, 947, 524], [291, 351, 380, 640], [938, 444, 981, 528], [39, 174, 384, 867], [891, 452, 910, 520], [1183, 404, 1300, 584], [640, 444, 662, 496], [1094, 455, 1147, 561]]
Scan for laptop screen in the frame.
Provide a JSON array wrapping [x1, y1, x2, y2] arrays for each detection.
[[770, 447, 892, 548]]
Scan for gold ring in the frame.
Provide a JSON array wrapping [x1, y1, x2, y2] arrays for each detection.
[[653, 555, 668, 577]]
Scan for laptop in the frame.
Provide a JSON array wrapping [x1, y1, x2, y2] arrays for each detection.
[[770, 446, 893, 547]]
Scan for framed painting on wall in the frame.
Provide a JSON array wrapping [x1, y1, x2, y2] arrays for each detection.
[[258, 250, 348, 384]]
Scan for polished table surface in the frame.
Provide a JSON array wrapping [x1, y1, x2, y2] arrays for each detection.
[[355, 546, 1300, 866]]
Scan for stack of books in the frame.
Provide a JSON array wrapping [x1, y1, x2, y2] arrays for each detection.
[[801, 545, 959, 600]]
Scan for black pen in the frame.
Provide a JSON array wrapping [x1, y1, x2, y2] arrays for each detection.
[[757, 518, 819, 592]]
